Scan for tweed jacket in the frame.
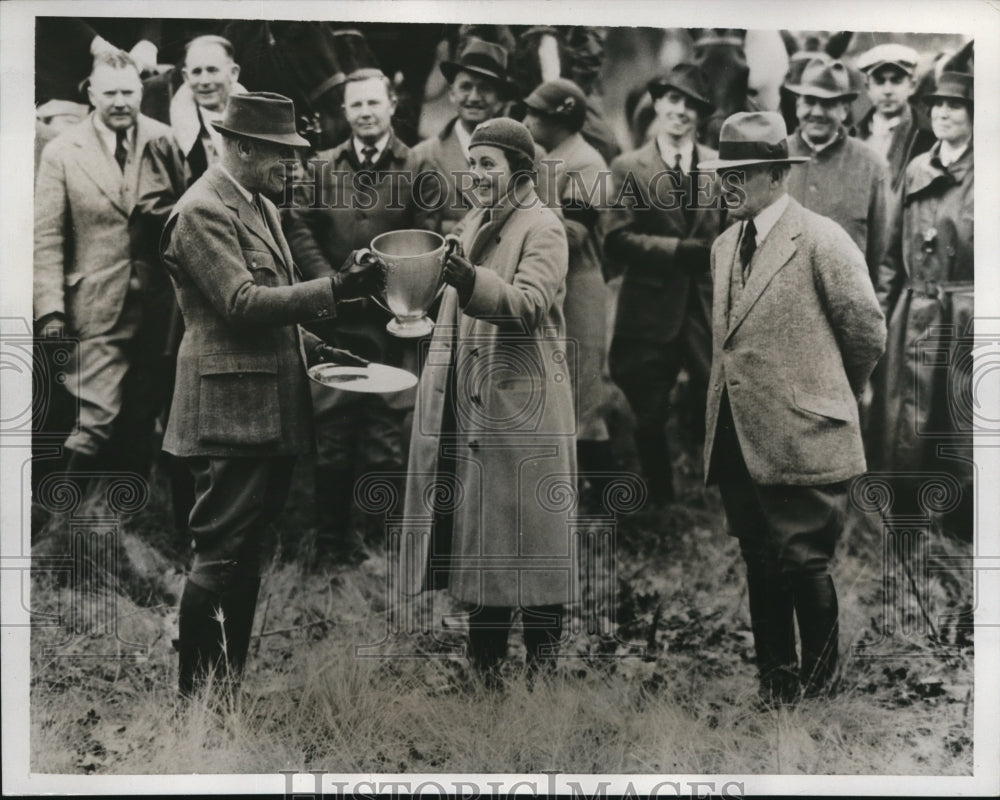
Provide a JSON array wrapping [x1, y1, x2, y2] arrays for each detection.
[[786, 128, 892, 284], [605, 139, 725, 344], [160, 164, 336, 457], [704, 197, 886, 486], [34, 112, 175, 337]]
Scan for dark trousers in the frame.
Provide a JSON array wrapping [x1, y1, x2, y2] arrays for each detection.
[[610, 329, 711, 505], [467, 604, 564, 686], [176, 455, 296, 694], [712, 392, 846, 699]]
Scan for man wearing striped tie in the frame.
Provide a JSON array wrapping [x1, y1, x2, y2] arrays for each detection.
[[700, 112, 886, 706]]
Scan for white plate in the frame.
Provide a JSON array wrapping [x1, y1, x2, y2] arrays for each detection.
[[308, 363, 418, 394]]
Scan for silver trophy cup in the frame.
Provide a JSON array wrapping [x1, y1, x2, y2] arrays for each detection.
[[368, 229, 458, 338]]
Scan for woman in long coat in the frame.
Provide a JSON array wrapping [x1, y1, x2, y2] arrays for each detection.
[[401, 118, 575, 684], [872, 71, 974, 536]]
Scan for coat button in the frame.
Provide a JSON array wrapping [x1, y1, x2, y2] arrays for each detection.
[[470, 347, 479, 357], [468, 440, 479, 450], [471, 393, 482, 405]]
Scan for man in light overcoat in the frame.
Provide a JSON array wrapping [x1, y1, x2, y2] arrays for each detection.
[[701, 112, 886, 704]]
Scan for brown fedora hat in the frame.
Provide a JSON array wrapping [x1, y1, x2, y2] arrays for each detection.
[[785, 57, 858, 100], [647, 63, 716, 115], [922, 71, 973, 107], [699, 111, 810, 169], [211, 92, 310, 148], [440, 37, 514, 91]]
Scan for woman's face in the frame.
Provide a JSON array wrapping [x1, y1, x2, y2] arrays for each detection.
[[931, 99, 972, 147], [469, 144, 512, 207]]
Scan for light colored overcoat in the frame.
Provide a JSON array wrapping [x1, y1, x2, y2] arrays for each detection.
[[401, 184, 576, 607], [704, 197, 886, 486]]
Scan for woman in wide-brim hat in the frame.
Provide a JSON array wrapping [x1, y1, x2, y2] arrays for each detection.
[[869, 71, 974, 539], [401, 118, 575, 689]]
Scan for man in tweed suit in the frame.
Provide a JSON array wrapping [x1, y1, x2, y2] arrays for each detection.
[[701, 113, 886, 704], [160, 92, 380, 695]]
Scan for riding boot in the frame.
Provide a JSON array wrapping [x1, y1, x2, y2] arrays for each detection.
[[577, 440, 615, 515], [745, 561, 799, 705], [789, 572, 840, 698], [177, 579, 226, 696], [634, 428, 674, 506], [314, 464, 367, 566]]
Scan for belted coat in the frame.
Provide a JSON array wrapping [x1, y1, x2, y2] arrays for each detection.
[[870, 142, 974, 475], [401, 183, 576, 607]]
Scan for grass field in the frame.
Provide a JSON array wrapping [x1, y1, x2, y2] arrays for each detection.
[[28, 397, 974, 776]]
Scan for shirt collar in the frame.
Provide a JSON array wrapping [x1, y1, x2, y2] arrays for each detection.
[[217, 164, 254, 204], [798, 126, 844, 155], [655, 134, 694, 172], [751, 193, 790, 244], [938, 138, 970, 168], [93, 113, 134, 152], [353, 132, 391, 164]]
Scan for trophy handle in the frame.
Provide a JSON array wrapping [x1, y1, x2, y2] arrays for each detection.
[[358, 248, 393, 313]]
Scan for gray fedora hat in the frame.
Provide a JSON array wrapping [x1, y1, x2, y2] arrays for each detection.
[[211, 92, 310, 148], [699, 111, 810, 169]]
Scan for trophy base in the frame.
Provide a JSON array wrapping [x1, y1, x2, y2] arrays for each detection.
[[386, 316, 434, 338]]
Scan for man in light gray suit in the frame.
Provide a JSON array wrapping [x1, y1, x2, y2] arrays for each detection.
[[701, 112, 886, 705], [34, 51, 178, 490], [160, 92, 380, 694]]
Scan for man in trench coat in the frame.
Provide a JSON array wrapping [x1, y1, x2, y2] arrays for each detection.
[[160, 92, 378, 695], [701, 112, 886, 704]]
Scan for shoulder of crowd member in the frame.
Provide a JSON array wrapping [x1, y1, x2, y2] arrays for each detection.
[[842, 132, 890, 172], [799, 202, 867, 263], [138, 113, 173, 138]]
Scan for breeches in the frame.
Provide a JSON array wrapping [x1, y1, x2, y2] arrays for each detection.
[[713, 394, 846, 574], [184, 455, 297, 592]]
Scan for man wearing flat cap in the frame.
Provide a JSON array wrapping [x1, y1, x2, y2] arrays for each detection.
[[605, 63, 726, 506], [701, 112, 886, 704], [856, 44, 935, 192], [785, 58, 892, 285], [413, 37, 553, 234], [160, 92, 380, 695]]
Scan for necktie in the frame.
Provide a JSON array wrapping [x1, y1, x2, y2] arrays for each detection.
[[675, 151, 696, 228], [114, 130, 128, 172], [739, 219, 757, 284], [361, 145, 378, 172]]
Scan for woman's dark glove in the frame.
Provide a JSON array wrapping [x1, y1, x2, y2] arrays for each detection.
[[443, 251, 477, 305]]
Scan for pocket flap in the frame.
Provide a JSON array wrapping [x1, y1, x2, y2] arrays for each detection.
[[64, 272, 86, 288], [793, 386, 851, 422], [200, 351, 278, 376], [243, 248, 280, 274]]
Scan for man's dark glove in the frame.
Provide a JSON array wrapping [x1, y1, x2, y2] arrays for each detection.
[[314, 344, 369, 368], [677, 239, 712, 272], [443, 251, 477, 306], [330, 249, 385, 303]]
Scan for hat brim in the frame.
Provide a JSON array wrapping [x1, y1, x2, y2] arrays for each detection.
[[699, 155, 810, 170], [212, 123, 311, 149], [922, 92, 973, 107], [862, 60, 916, 76], [784, 84, 858, 101], [648, 83, 716, 115], [440, 61, 515, 93]]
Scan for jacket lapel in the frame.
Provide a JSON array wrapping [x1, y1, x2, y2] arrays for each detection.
[[726, 200, 800, 340], [643, 140, 688, 237], [714, 227, 738, 344], [208, 166, 290, 270], [74, 117, 128, 216]]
